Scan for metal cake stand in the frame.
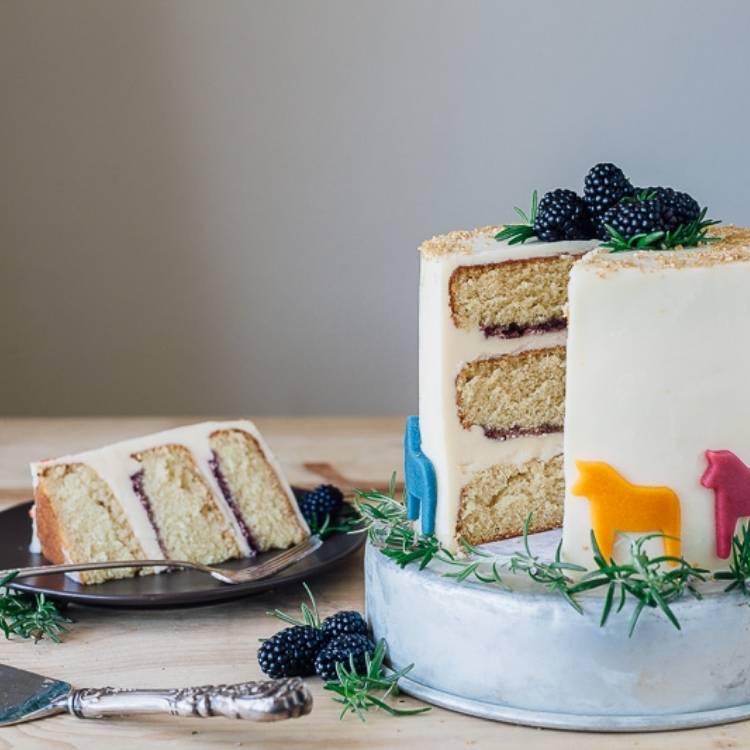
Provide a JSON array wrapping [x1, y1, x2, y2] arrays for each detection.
[[365, 542, 750, 732]]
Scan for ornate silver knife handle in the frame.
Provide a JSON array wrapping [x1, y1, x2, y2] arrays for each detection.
[[53, 678, 312, 722]]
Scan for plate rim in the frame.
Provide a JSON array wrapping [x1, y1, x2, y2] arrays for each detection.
[[1, 496, 363, 608]]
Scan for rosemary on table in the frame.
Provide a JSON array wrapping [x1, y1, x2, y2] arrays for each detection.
[[0, 571, 71, 643], [714, 522, 750, 594], [324, 639, 430, 721], [267, 581, 322, 629], [494, 190, 539, 245]]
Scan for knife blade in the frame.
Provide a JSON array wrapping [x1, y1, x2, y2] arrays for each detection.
[[0, 665, 71, 726], [0, 665, 312, 725]]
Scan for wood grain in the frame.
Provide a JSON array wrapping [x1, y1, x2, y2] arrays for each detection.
[[0, 418, 745, 749]]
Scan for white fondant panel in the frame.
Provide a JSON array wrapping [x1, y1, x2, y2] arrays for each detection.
[[563, 255, 750, 570]]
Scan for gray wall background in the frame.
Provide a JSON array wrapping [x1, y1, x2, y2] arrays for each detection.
[[2, 0, 749, 417]]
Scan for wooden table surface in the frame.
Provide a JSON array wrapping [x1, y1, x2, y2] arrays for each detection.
[[0, 417, 744, 750]]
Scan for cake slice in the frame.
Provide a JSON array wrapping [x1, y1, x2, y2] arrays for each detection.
[[31, 420, 309, 584]]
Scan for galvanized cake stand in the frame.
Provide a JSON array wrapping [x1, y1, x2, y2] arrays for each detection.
[[365, 539, 750, 732]]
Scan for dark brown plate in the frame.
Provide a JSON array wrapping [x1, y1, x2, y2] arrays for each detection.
[[0, 492, 363, 608]]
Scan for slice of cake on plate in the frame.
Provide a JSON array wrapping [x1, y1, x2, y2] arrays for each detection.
[[31, 420, 309, 583]]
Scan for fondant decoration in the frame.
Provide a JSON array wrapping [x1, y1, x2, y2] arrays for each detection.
[[571, 460, 681, 561], [701, 450, 750, 559], [404, 416, 437, 535]]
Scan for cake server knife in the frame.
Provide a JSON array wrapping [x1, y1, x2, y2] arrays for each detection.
[[0, 664, 312, 726]]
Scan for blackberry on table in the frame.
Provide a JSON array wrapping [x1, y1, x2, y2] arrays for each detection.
[[583, 163, 634, 217], [299, 484, 344, 528], [314, 633, 376, 681], [533, 188, 594, 242], [257, 625, 326, 678], [601, 198, 666, 241], [322, 611, 369, 640]]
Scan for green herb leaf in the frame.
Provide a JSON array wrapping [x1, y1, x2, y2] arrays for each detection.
[[495, 190, 539, 245], [0, 572, 71, 642], [603, 208, 721, 253], [323, 638, 431, 721], [267, 581, 321, 628]]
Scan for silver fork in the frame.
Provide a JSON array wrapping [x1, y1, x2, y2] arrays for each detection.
[[2, 536, 323, 585]]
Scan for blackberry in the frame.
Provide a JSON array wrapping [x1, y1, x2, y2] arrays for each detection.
[[602, 198, 666, 241], [314, 633, 375, 681], [533, 189, 594, 242], [257, 625, 326, 678], [583, 163, 634, 216], [640, 187, 701, 231], [321, 611, 369, 640], [299, 484, 344, 528]]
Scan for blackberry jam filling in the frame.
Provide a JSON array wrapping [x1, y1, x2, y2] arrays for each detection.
[[483, 424, 562, 441], [482, 317, 566, 339], [209, 452, 258, 555], [130, 469, 169, 558]]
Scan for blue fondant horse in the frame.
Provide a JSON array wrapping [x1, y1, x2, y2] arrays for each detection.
[[404, 416, 437, 535]]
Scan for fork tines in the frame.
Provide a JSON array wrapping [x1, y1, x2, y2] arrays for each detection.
[[234, 536, 322, 583]]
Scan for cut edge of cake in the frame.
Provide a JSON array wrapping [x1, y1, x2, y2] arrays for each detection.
[[419, 226, 599, 551]]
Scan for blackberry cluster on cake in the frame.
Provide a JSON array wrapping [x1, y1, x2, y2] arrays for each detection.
[[533, 189, 593, 242], [501, 163, 704, 247]]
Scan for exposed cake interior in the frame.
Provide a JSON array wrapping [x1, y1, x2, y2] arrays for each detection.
[[131, 444, 242, 564], [35, 463, 147, 584], [449, 255, 582, 336], [209, 428, 307, 551], [455, 347, 566, 439], [457, 455, 564, 546], [419, 228, 598, 552]]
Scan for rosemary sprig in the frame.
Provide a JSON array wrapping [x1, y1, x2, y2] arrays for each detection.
[[506, 516, 587, 612], [494, 190, 538, 245], [0, 572, 71, 643], [602, 207, 721, 253], [267, 581, 321, 628], [324, 639, 431, 721], [567, 532, 708, 636], [353, 475, 719, 635], [715, 522, 750, 594]]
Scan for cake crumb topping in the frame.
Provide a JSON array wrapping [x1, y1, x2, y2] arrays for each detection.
[[419, 226, 505, 258], [583, 225, 750, 275]]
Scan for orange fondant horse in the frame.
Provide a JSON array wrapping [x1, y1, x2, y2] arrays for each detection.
[[572, 460, 681, 561]]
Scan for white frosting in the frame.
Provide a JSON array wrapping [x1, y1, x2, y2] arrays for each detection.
[[562, 249, 750, 570], [30, 420, 307, 561], [419, 233, 598, 550]]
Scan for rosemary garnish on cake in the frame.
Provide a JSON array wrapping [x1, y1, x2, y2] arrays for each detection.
[[494, 190, 539, 245], [602, 205, 721, 253], [0, 571, 71, 642], [351, 477, 724, 636], [714, 522, 750, 594], [568, 532, 708, 636]]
